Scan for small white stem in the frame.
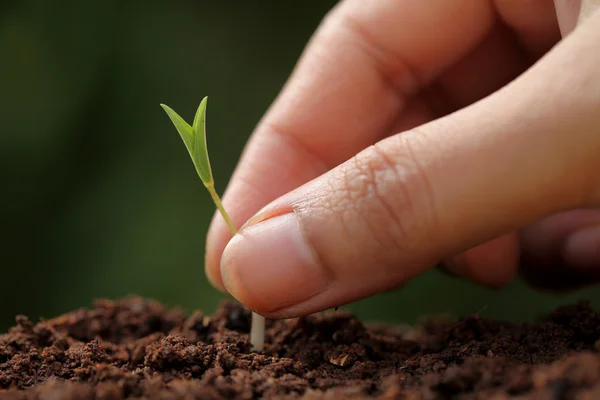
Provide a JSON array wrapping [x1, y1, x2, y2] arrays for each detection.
[[206, 184, 266, 352], [250, 312, 265, 351]]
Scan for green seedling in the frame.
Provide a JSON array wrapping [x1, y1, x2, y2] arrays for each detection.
[[160, 97, 265, 352]]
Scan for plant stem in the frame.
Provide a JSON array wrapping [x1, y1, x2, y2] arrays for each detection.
[[206, 181, 237, 236], [250, 312, 265, 351], [205, 181, 266, 352]]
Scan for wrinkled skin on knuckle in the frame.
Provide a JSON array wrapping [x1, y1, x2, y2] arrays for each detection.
[[365, 136, 437, 258], [317, 134, 437, 267], [346, 149, 413, 257], [286, 130, 439, 286]]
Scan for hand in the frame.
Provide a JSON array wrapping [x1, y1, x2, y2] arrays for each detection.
[[205, 0, 600, 318]]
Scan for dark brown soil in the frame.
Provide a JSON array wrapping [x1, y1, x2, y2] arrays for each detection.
[[1, 298, 600, 399]]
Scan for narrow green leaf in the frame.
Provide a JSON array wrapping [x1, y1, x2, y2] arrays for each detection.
[[192, 96, 207, 133], [191, 97, 213, 184], [160, 99, 213, 185], [160, 104, 195, 162]]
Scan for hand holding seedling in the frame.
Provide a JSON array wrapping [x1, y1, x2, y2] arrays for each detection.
[[206, 0, 600, 318]]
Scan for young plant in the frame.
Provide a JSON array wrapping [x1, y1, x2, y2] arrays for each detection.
[[160, 97, 265, 352]]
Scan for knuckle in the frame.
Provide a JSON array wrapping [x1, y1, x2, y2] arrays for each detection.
[[331, 132, 438, 258]]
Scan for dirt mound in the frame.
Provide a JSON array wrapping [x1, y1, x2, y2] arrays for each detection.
[[1, 297, 599, 399]]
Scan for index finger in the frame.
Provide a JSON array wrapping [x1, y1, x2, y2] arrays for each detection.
[[205, 0, 496, 289]]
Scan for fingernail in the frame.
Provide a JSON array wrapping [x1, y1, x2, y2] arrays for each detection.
[[220, 212, 329, 313], [563, 225, 600, 269]]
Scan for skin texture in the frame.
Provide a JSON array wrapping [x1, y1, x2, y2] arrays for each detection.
[[205, 0, 600, 318]]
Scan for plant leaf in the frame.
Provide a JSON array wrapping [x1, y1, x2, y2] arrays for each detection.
[[191, 96, 213, 184], [160, 98, 213, 185], [160, 103, 195, 161]]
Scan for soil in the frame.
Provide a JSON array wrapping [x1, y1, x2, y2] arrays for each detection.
[[1, 298, 599, 399]]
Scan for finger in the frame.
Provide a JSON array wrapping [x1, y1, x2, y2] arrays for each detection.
[[205, 0, 498, 289], [388, 0, 560, 134], [494, 0, 560, 57], [554, 0, 581, 35], [577, 0, 600, 23], [414, 25, 529, 121], [521, 244, 600, 291], [564, 222, 600, 269], [555, 0, 600, 36], [383, 23, 539, 136], [519, 209, 600, 289], [518, 1, 600, 293], [220, 16, 600, 317], [442, 233, 520, 287]]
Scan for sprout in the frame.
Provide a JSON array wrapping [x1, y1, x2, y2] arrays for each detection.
[[160, 97, 265, 352]]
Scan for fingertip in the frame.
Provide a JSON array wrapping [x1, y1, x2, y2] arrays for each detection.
[[205, 211, 229, 293], [220, 213, 330, 315], [519, 210, 600, 291], [205, 260, 227, 293], [562, 224, 600, 270], [443, 234, 519, 288]]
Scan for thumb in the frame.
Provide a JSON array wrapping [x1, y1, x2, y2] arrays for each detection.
[[220, 17, 600, 318]]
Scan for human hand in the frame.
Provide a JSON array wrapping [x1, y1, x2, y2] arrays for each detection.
[[205, 0, 600, 318]]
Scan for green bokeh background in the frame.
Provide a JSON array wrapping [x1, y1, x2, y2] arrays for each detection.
[[2, 0, 599, 332]]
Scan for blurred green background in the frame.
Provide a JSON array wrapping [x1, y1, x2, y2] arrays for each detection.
[[2, 0, 599, 332]]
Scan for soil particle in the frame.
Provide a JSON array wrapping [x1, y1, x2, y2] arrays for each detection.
[[1, 298, 599, 399]]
